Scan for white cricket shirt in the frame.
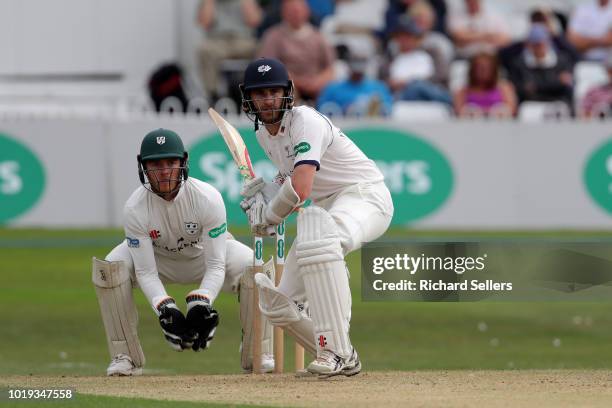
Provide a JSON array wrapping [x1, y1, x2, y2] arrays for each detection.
[[123, 178, 227, 307], [255, 106, 384, 202], [569, 1, 612, 61]]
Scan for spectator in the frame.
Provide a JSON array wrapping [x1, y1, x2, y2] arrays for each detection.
[[531, 7, 563, 37], [453, 52, 517, 118], [499, 8, 580, 72], [258, 0, 336, 102], [567, 0, 612, 62], [507, 24, 574, 109], [197, 0, 262, 103], [319, 0, 387, 62], [409, 0, 454, 84], [256, 0, 322, 38], [385, 17, 452, 104], [385, 0, 447, 35], [447, 0, 511, 58], [307, 0, 335, 21], [317, 51, 394, 116], [327, 0, 387, 35], [581, 53, 612, 118]]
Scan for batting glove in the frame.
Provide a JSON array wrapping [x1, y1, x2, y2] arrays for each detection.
[[156, 297, 198, 351], [241, 193, 273, 236], [241, 176, 280, 201], [185, 291, 219, 352], [240, 196, 256, 213]]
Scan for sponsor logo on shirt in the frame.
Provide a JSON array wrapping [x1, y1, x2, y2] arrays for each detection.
[[294, 142, 311, 155], [153, 236, 201, 252], [184, 222, 199, 236], [208, 223, 227, 238], [149, 229, 161, 239], [126, 237, 140, 248]]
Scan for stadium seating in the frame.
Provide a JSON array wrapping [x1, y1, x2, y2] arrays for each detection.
[[518, 101, 571, 122], [449, 60, 469, 93], [318, 101, 344, 119], [391, 101, 452, 121], [573, 61, 608, 113]]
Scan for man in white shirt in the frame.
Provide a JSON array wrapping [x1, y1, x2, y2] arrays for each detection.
[[447, 0, 511, 58], [385, 17, 452, 104], [92, 128, 273, 376], [568, 0, 612, 62], [238, 58, 394, 377]]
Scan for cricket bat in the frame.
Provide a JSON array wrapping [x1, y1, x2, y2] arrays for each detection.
[[208, 107, 264, 373]]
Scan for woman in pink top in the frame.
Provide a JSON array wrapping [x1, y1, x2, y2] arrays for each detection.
[[454, 52, 517, 118]]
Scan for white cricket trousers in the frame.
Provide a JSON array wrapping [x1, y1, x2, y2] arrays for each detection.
[[106, 238, 253, 294], [278, 181, 394, 300]]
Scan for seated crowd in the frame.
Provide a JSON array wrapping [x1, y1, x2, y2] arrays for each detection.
[[196, 0, 612, 119]]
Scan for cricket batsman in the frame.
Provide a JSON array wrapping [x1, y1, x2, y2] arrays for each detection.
[[239, 58, 394, 377], [92, 128, 274, 376]]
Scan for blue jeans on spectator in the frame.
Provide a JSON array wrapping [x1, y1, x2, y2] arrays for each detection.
[[400, 80, 452, 105]]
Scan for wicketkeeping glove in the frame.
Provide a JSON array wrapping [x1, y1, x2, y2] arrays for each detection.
[[156, 298, 198, 351], [185, 292, 219, 351]]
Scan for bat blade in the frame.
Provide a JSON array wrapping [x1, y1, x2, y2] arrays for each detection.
[[208, 108, 256, 180]]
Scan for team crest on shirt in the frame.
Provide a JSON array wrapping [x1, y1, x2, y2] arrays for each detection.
[[258, 64, 271, 74], [284, 145, 294, 159], [273, 173, 287, 185], [149, 229, 161, 239], [184, 222, 199, 236]]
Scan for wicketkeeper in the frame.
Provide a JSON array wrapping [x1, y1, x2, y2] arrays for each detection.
[[239, 58, 394, 377], [92, 128, 274, 375]]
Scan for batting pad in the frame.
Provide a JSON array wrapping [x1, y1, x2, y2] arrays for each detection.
[[239, 258, 274, 371], [296, 207, 353, 359], [92, 257, 145, 367], [255, 272, 317, 356]]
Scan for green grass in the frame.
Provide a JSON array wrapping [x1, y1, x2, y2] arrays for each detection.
[[2, 227, 612, 379]]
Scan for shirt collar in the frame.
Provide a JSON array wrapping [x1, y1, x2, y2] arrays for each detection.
[[523, 47, 557, 68]]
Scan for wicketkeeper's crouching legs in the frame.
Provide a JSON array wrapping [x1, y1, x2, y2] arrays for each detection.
[[92, 257, 145, 376], [93, 238, 274, 375]]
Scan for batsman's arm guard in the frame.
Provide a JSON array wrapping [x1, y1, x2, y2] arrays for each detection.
[[264, 178, 303, 225], [92, 257, 145, 367]]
